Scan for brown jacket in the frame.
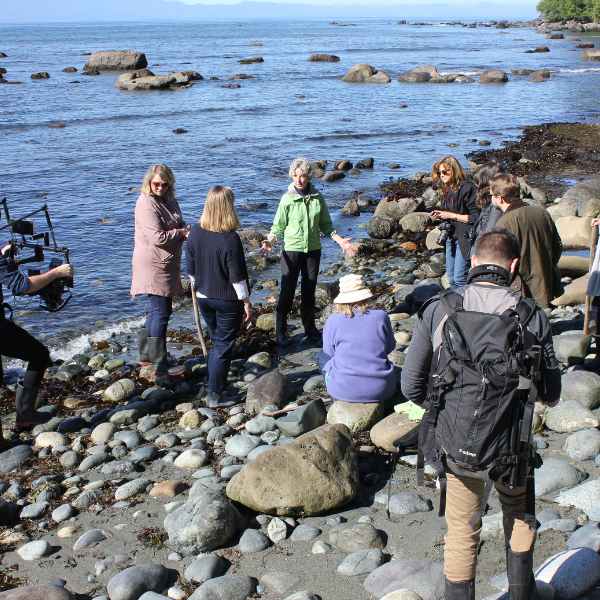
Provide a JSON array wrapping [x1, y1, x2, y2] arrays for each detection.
[[130, 194, 186, 298], [496, 202, 562, 308]]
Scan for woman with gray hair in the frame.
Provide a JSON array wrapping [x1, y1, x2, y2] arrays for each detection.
[[260, 157, 356, 346]]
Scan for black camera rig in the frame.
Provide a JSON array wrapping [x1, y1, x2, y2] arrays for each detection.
[[0, 197, 73, 312]]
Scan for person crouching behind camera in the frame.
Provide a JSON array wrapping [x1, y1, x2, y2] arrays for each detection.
[[315, 274, 396, 404], [431, 156, 480, 290], [0, 244, 74, 448]]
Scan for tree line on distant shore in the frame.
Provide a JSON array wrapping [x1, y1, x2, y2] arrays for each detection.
[[537, 0, 600, 19]]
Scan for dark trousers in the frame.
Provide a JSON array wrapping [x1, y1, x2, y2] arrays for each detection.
[[145, 295, 173, 338], [592, 296, 600, 329], [0, 320, 50, 387], [198, 297, 243, 393], [277, 249, 321, 315]]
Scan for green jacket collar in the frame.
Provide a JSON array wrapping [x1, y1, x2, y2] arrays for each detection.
[[286, 182, 319, 201]]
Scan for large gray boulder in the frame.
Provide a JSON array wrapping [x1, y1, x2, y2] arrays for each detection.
[[367, 215, 397, 239], [564, 429, 600, 461], [399, 213, 432, 233], [534, 457, 587, 496], [535, 548, 600, 600], [84, 50, 147, 71], [561, 179, 600, 215], [0, 585, 76, 600], [395, 281, 443, 307], [226, 424, 358, 516], [164, 483, 246, 554], [374, 197, 420, 220], [560, 370, 600, 408], [188, 573, 256, 600], [545, 400, 600, 433], [552, 332, 591, 364], [555, 478, 600, 516], [478, 69, 508, 82], [398, 64, 439, 82], [364, 559, 445, 599], [246, 370, 295, 415], [106, 564, 168, 600]]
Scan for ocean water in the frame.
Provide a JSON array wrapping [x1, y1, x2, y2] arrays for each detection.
[[1, 18, 600, 356]]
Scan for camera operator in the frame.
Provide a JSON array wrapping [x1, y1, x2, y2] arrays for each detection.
[[0, 243, 74, 448], [431, 156, 480, 290]]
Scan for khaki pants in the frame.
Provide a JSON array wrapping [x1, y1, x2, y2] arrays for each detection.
[[444, 472, 537, 582]]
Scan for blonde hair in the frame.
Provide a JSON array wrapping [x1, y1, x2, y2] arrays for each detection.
[[334, 298, 374, 318], [431, 156, 468, 193], [141, 164, 175, 202], [199, 186, 240, 233]]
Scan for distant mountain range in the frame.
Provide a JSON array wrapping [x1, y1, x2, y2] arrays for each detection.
[[3, 0, 539, 22]]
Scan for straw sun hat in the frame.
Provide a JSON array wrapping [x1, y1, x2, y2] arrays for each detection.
[[334, 273, 373, 304]]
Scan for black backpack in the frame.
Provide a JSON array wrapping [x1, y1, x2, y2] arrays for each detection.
[[416, 289, 543, 526]]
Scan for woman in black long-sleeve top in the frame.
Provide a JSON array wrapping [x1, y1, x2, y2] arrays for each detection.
[[186, 186, 251, 409], [431, 156, 480, 289]]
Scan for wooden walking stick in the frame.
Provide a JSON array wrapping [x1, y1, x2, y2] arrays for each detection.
[[189, 276, 208, 358], [584, 224, 599, 334]]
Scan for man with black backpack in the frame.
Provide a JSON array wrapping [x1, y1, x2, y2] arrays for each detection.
[[401, 228, 561, 600]]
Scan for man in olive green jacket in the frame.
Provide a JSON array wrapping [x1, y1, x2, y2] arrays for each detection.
[[260, 158, 356, 346], [492, 173, 562, 309]]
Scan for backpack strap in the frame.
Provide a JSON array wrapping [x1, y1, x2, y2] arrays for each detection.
[[513, 296, 537, 329], [467, 478, 494, 528], [439, 289, 464, 317]]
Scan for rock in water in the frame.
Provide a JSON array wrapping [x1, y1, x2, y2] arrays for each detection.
[[226, 423, 358, 516], [0, 584, 76, 599], [164, 482, 245, 554], [308, 53, 340, 62], [106, 564, 168, 600], [535, 548, 600, 600], [84, 50, 147, 70], [364, 559, 445, 600], [327, 400, 384, 433], [374, 197, 419, 219], [188, 573, 256, 600], [246, 370, 295, 415], [342, 64, 389, 83]]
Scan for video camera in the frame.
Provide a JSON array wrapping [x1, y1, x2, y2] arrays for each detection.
[[0, 197, 73, 312]]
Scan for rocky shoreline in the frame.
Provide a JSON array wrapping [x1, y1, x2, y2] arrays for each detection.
[[2, 122, 600, 600]]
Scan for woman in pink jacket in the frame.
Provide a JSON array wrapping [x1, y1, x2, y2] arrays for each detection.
[[130, 164, 189, 376]]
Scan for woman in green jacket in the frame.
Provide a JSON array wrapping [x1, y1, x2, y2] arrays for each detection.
[[260, 157, 356, 346]]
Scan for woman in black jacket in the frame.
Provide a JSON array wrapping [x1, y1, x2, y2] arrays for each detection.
[[431, 156, 480, 289], [186, 186, 251, 409], [469, 161, 505, 257]]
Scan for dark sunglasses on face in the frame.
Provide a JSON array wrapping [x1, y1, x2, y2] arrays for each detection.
[[152, 181, 169, 188]]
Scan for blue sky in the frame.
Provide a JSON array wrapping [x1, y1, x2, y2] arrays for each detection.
[[174, 0, 539, 5]]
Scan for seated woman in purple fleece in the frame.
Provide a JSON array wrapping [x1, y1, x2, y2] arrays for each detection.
[[316, 273, 396, 403]]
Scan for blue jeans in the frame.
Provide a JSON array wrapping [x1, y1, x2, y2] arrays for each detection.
[[315, 350, 331, 385], [446, 237, 470, 290], [198, 297, 243, 393], [146, 295, 173, 338]]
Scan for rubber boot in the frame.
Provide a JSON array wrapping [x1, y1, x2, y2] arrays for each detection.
[[444, 578, 475, 600], [507, 547, 537, 600], [275, 312, 292, 347], [300, 305, 322, 342], [15, 384, 51, 428], [206, 389, 239, 409], [148, 337, 186, 376], [139, 328, 150, 366], [583, 335, 600, 373]]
